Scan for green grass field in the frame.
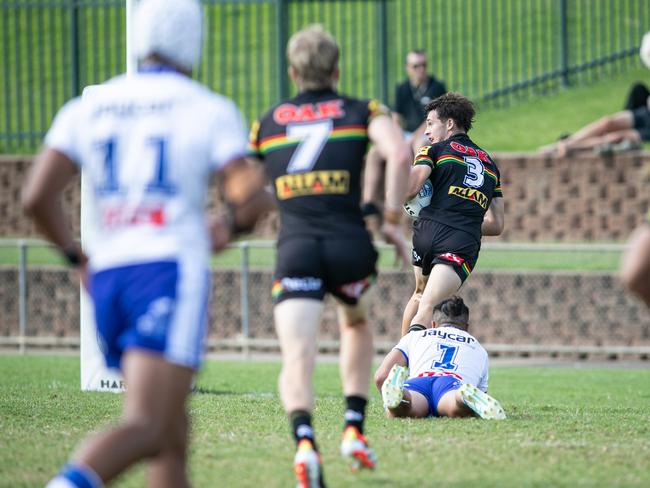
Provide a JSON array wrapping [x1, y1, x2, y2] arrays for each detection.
[[0, 241, 623, 271], [1, 356, 649, 487]]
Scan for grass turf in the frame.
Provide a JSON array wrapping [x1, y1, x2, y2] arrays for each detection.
[[1, 356, 649, 487]]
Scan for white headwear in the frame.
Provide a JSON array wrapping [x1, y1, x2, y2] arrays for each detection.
[[640, 31, 650, 70], [134, 0, 203, 72]]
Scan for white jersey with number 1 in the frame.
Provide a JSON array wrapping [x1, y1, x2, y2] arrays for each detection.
[[395, 326, 489, 392]]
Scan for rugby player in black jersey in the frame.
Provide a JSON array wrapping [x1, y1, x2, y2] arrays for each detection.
[[401, 92, 505, 336], [248, 25, 411, 487]]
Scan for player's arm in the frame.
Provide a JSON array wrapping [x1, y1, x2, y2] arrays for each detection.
[[368, 114, 411, 215], [374, 348, 408, 393], [22, 147, 86, 266], [481, 196, 505, 236], [211, 156, 275, 252], [619, 219, 650, 307], [368, 112, 412, 267], [407, 164, 432, 200]]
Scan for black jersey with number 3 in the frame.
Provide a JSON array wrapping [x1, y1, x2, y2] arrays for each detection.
[[249, 89, 388, 241], [413, 133, 503, 242]]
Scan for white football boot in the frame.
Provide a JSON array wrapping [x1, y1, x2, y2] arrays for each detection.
[[459, 383, 506, 420]]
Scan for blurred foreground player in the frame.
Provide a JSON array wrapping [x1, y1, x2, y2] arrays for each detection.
[[620, 211, 650, 307], [22, 0, 271, 486], [375, 296, 505, 420], [248, 24, 411, 488]]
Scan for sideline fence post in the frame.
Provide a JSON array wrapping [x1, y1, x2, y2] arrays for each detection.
[[378, 0, 388, 103], [18, 240, 27, 355], [560, 0, 569, 87], [240, 241, 251, 359], [276, 0, 288, 101]]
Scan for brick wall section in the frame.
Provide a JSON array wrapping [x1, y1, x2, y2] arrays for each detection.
[[493, 151, 650, 241], [2, 268, 648, 348], [0, 156, 80, 237], [3, 151, 650, 241]]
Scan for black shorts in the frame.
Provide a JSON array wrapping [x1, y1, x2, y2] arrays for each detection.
[[632, 107, 650, 141], [411, 219, 480, 283], [273, 236, 378, 305]]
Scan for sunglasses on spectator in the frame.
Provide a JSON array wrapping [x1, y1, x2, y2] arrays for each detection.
[[409, 62, 427, 69]]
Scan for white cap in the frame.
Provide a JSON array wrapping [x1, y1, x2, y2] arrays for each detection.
[[134, 0, 203, 72], [640, 31, 650, 70]]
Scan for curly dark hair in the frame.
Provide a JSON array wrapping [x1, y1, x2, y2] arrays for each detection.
[[424, 92, 475, 133], [432, 295, 470, 330]]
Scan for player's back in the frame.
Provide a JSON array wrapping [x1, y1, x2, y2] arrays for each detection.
[[398, 326, 489, 391], [415, 133, 502, 242], [47, 69, 246, 270], [250, 89, 383, 240]]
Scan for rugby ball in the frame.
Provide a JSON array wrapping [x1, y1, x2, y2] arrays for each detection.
[[403, 180, 433, 218]]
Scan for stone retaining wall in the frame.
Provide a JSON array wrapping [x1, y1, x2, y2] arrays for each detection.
[[2, 151, 650, 241], [2, 267, 648, 348]]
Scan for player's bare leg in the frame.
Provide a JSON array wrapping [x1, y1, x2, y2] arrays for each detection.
[[337, 295, 377, 471], [274, 299, 323, 413], [274, 299, 324, 487], [381, 364, 428, 418], [620, 223, 650, 306], [409, 264, 461, 330], [337, 295, 373, 399], [436, 388, 475, 418], [67, 352, 194, 486], [386, 389, 429, 418], [147, 409, 190, 488], [401, 267, 428, 335], [541, 111, 637, 156]]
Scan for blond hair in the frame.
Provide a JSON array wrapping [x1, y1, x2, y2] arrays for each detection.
[[287, 25, 339, 90]]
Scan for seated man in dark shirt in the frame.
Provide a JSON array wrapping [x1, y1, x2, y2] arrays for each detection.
[[394, 49, 447, 140]]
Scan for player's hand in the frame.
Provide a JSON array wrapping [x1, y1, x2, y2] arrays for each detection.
[[75, 262, 90, 293], [381, 221, 410, 269], [209, 215, 234, 253]]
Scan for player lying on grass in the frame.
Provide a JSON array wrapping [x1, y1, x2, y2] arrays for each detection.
[[374, 296, 505, 419]]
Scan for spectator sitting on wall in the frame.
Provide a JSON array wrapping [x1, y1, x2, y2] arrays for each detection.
[[538, 31, 650, 157], [374, 296, 506, 420]]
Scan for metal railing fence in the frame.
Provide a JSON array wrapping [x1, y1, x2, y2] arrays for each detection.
[[1, 239, 649, 358], [2, 0, 649, 153]]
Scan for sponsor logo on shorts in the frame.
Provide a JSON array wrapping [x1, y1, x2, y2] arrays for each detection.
[[412, 249, 422, 262], [137, 297, 174, 339], [438, 252, 464, 265], [448, 185, 488, 209], [275, 170, 349, 200], [272, 277, 323, 299], [416, 370, 464, 381]]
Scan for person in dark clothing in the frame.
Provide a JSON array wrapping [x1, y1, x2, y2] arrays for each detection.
[[400, 93, 505, 336], [248, 24, 411, 488], [539, 32, 650, 157], [394, 49, 447, 136]]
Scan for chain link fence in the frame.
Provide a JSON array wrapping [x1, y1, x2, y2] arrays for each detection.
[[1, 239, 649, 358]]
